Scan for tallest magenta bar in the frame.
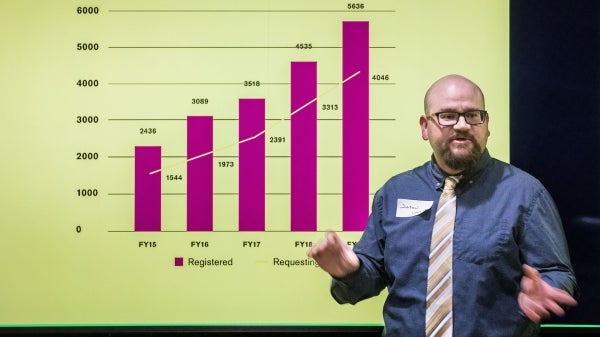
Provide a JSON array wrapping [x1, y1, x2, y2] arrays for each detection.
[[342, 21, 369, 231]]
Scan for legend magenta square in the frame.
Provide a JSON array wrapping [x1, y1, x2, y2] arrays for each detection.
[[174, 257, 184, 266]]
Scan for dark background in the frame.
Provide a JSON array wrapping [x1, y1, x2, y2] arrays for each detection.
[[510, 0, 600, 329], [3, 0, 599, 336]]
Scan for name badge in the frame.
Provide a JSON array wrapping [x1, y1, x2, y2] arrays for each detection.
[[396, 199, 433, 217]]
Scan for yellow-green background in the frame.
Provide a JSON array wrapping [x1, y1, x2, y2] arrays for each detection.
[[0, 0, 508, 326]]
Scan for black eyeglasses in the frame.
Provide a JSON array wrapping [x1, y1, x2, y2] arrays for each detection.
[[429, 110, 488, 126]]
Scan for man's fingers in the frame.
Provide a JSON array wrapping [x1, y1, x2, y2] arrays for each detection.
[[545, 299, 566, 317], [526, 295, 549, 318], [326, 230, 342, 245], [308, 233, 330, 258], [522, 264, 540, 279], [520, 273, 535, 292], [309, 241, 333, 258], [518, 264, 578, 322], [548, 287, 578, 307], [308, 231, 345, 259], [518, 293, 544, 323]]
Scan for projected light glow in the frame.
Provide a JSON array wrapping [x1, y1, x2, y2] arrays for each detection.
[[0, 0, 510, 328]]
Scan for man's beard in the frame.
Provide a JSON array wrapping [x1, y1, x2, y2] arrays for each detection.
[[440, 140, 483, 172]]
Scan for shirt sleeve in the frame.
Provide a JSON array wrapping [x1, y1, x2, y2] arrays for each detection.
[[330, 189, 389, 304], [520, 185, 579, 298]]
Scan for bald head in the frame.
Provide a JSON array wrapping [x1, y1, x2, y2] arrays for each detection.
[[424, 74, 485, 115]]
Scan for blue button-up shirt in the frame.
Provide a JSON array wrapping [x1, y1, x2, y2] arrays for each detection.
[[331, 150, 578, 337]]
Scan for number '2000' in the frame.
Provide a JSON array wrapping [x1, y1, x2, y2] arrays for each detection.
[[76, 152, 99, 160]]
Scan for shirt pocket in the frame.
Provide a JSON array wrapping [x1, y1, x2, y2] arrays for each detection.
[[454, 218, 512, 265]]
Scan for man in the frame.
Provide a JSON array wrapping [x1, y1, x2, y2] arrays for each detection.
[[309, 75, 578, 337]]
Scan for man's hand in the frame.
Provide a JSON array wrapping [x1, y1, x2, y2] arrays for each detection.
[[308, 231, 360, 278], [518, 264, 578, 323]]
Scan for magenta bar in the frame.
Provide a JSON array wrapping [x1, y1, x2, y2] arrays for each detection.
[[238, 99, 266, 231], [291, 61, 317, 231], [134, 146, 161, 231], [187, 116, 213, 231], [342, 21, 369, 231]]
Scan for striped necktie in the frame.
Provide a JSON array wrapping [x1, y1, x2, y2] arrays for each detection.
[[426, 175, 461, 337]]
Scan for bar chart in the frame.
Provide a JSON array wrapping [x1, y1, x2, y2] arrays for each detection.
[[132, 21, 371, 233]]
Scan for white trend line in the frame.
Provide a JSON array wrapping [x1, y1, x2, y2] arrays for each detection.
[[149, 70, 360, 175]]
